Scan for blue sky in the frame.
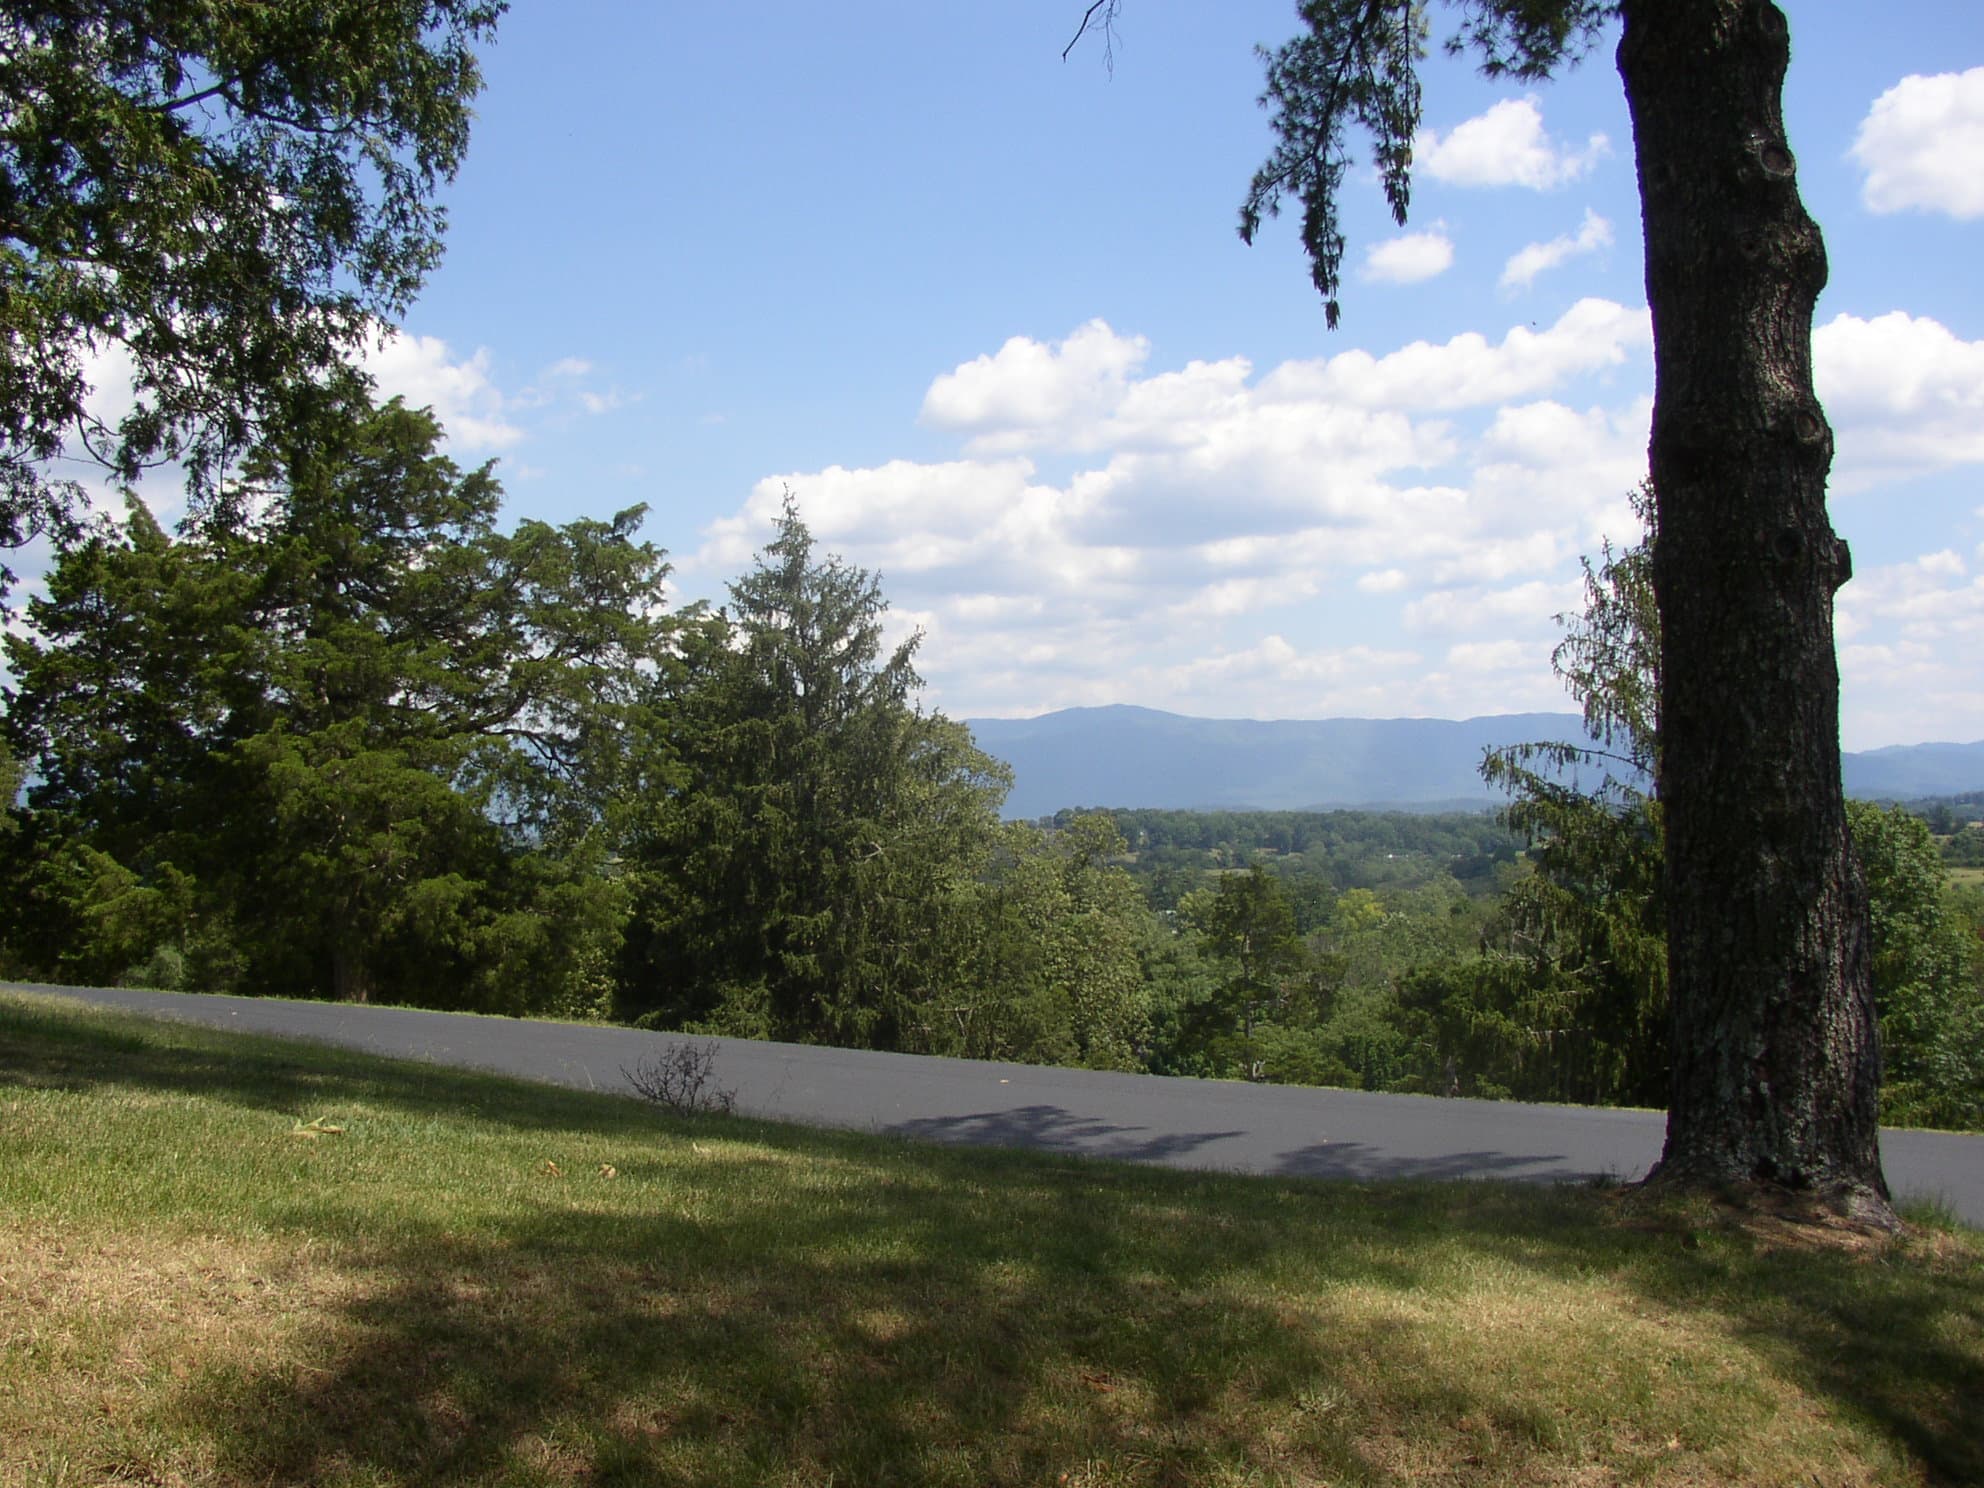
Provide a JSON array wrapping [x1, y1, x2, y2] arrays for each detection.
[[80, 2, 1984, 748]]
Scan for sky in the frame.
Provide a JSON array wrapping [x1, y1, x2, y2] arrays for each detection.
[[59, 2, 1984, 748]]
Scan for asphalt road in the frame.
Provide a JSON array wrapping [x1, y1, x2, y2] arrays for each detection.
[[13, 980, 1984, 1224]]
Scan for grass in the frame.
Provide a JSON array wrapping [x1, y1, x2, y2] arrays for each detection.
[[2, 992, 1981, 1487]]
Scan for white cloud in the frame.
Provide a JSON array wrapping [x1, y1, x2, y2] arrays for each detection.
[[1500, 209, 1614, 291], [1837, 551, 1984, 747], [1813, 311, 1984, 488], [1403, 579, 1580, 633], [363, 329, 522, 451], [1443, 638, 1545, 679], [1171, 574, 1321, 619], [1838, 550, 1981, 643], [1469, 397, 1651, 536], [915, 303, 1650, 479], [1851, 68, 1984, 219], [1430, 532, 1565, 585], [1263, 297, 1649, 414], [1416, 97, 1609, 190], [920, 320, 1150, 453], [1364, 228, 1455, 284], [707, 313, 1657, 728]]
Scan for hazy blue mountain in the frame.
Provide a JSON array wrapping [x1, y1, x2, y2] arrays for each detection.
[[964, 705, 1984, 818], [1840, 742, 1984, 801]]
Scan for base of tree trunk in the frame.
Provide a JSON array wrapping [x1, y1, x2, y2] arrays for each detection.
[[1636, 1165, 1901, 1236]]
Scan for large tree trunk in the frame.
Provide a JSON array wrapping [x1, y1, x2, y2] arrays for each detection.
[[1618, 0, 1892, 1222]]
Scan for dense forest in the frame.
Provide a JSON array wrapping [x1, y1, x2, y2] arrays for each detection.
[[4, 394, 1981, 1129]]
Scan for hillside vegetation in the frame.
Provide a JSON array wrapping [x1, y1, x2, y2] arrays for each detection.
[[4, 991, 1983, 1487]]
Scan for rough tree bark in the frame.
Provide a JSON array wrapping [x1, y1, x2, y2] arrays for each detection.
[[1618, 0, 1891, 1220]]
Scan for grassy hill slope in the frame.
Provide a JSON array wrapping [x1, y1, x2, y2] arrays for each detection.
[[3, 990, 1981, 1487]]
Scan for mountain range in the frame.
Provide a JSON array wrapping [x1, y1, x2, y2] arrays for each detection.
[[962, 706, 1984, 819]]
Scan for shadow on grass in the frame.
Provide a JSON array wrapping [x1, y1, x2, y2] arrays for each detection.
[[170, 1185, 1366, 1486], [1604, 1207, 1984, 1486], [7, 992, 1982, 1485]]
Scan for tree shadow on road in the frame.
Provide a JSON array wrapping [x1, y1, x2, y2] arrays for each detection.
[[1273, 1140, 1595, 1183], [887, 1102, 1245, 1166]]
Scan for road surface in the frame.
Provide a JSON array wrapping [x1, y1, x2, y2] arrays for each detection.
[[11, 981, 1983, 1224]]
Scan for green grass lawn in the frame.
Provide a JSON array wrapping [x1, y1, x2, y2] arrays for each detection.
[[3, 990, 1981, 1487]]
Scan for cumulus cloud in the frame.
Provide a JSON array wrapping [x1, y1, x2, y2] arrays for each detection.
[[1262, 297, 1650, 414], [1416, 97, 1609, 190], [920, 320, 1150, 453], [1468, 396, 1651, 537], [363, 329, 522, 451], [1837, 550, 1981, 642], [1402, 579, 1581, 634], [709, 310, 1659, 726], [359, 333, 636, 453], [1813, 311, 1984, 488], [1837, 550, 1984, 746], [1851, 67, 1984, 219], [1500, 209, 1614, 291], [1364, 228, 1455, 284]]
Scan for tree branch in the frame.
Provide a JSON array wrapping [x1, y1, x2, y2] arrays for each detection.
[[1063, 0, 1120, 65]]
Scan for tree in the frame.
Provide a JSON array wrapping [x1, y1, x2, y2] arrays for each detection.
[[1075, 0, 1892, 1220], [1848, 802, 1984, 1131], [1477, 483, 1667, 1107], [3, 389, 668, 1009], [616, 499, 1011, 1048], [0, 0, 505, 596], [1195, 866, 1310, 1043], [954, 814, 1155, 1069]]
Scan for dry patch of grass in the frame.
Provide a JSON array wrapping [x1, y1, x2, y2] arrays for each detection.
[[2, 990, 1980, 1487]]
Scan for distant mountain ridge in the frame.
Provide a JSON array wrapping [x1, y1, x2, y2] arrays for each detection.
[[962, 705, 1984, 819]]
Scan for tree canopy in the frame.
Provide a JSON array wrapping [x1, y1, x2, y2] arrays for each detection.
[[0, 0, 505, 593], [2, 388, 666, 1008]]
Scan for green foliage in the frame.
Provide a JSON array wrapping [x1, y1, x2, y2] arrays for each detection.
[[0, 0, 505, 590], [616, 498, 1011, 1048], [2, 390, 663, 1010], [1848, 801, 1984, 1129], [1239, 1, 1610, 326], [1169, 866, 1314, 1077], [1101, 805, 1522, 911], [1454, 484, 1668, 1107], [1943, 825, 1984, 869], [952, 816, 1155, 1069]]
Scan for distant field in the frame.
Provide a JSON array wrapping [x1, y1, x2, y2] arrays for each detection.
[[1949, 865, 1984, 887], [4, 990, 1981, 1488]]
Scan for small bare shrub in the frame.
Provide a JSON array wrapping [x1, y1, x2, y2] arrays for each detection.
[[622, 1039, 737, 1118]]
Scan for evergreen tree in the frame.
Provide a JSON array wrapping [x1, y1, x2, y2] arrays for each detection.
[[617, 498, 1010, 1047], [1474, 483, 1667, 1108], [3, 388, 669, 1009]]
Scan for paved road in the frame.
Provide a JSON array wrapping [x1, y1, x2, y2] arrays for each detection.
[[12, 981, 1984, 1224]]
